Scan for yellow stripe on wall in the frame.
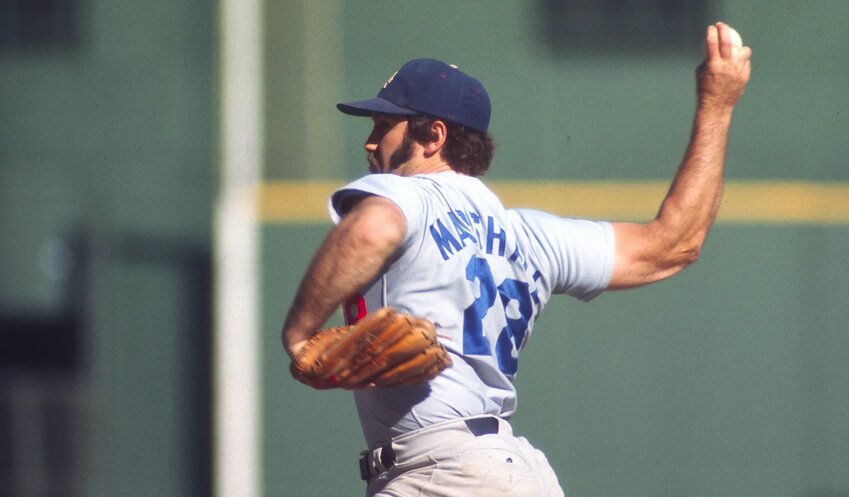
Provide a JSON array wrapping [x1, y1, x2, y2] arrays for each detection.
[[722, 182, 849, 223], [258, 181, 849, 224], [259, 181, 340, 223]]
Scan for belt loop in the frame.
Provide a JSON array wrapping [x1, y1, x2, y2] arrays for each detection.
[[464, 416, 499, 437], [379, 444, 396, 469], [358, 451, 370, 481], [358, 444, 397, 481]]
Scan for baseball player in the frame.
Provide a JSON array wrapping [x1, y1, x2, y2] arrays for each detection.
[[282, 22, 751, 497]]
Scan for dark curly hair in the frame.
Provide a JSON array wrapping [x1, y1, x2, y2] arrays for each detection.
[[406, 116, 496, 176]]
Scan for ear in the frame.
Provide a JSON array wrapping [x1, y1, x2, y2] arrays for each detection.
[[421, 120, 447, 157]]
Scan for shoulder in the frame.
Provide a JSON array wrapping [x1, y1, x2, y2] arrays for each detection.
[[330, 175, 414, 216], [329, 174, 446, 226], [330, 173, 480, 218]]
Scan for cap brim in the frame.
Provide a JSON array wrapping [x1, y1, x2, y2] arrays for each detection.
[[337, 97, 420, 117]]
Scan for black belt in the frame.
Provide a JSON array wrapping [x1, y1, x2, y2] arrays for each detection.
[[358, 416, 500, 481]]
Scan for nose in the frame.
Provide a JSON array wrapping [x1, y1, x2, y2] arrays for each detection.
[[364, 128, 379, 153]]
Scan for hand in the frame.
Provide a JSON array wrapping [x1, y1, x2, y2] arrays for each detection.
[[696, 22, 752, 110], [287, 335, 350, 388]]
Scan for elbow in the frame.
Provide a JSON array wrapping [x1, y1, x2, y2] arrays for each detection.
[[610, 221, 711, 289], [658, 218, 708, 268], [662, 236, 705, 276], [678, 242, 703, 266], [654, 232, 705, 277]]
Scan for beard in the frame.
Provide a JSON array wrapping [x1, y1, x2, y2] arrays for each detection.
[[369, 131, 415, 173]]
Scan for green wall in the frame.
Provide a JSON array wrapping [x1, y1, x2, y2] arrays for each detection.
[[1, 0, 214, 495], [263, 1, 849, 496], [4, 0, 845, 496]]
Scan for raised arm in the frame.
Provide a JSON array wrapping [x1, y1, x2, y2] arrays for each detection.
[[609, 22, 752, 289], [281, 195, 405, 358]]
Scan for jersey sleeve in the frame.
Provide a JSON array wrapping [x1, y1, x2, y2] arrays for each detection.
[[512, 208, 615, 301], [328, 175, 426, 246]]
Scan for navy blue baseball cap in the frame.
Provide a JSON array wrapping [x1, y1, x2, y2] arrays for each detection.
[[337, 58, 491, 133]]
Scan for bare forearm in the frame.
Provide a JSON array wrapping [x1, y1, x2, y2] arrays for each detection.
[[281, 196, 405, 358], [281, 228, 375, 355], [655, 104, 734, 254]]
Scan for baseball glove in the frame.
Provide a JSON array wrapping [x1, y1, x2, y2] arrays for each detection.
[[290, 307, 452, 390]]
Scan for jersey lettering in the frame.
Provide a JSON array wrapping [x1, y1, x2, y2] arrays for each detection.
[[429, 210, 529, 267], [429, 219, 462, 260], [495, 278, 532, 374], [448, 211, 478, 249], [462, 256, 535, 376], [462, 257, 498, 355], [486, 216, 507, 257]]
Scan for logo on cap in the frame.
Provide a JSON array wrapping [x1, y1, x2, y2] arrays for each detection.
[[382, 71, 398, 89]]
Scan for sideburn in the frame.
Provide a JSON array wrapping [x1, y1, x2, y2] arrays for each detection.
[[388, 131, 416, 171]]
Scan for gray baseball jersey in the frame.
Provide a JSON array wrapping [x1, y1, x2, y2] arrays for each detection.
[[330, 171, 614, 448]]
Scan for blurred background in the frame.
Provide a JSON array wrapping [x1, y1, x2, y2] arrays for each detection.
[[1, 1, 847, 496]]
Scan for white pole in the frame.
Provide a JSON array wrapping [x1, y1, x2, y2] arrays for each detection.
[[215, 0, 263, 494]]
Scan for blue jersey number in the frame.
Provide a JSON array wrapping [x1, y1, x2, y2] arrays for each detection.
[[462, 257, 535, 375]]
